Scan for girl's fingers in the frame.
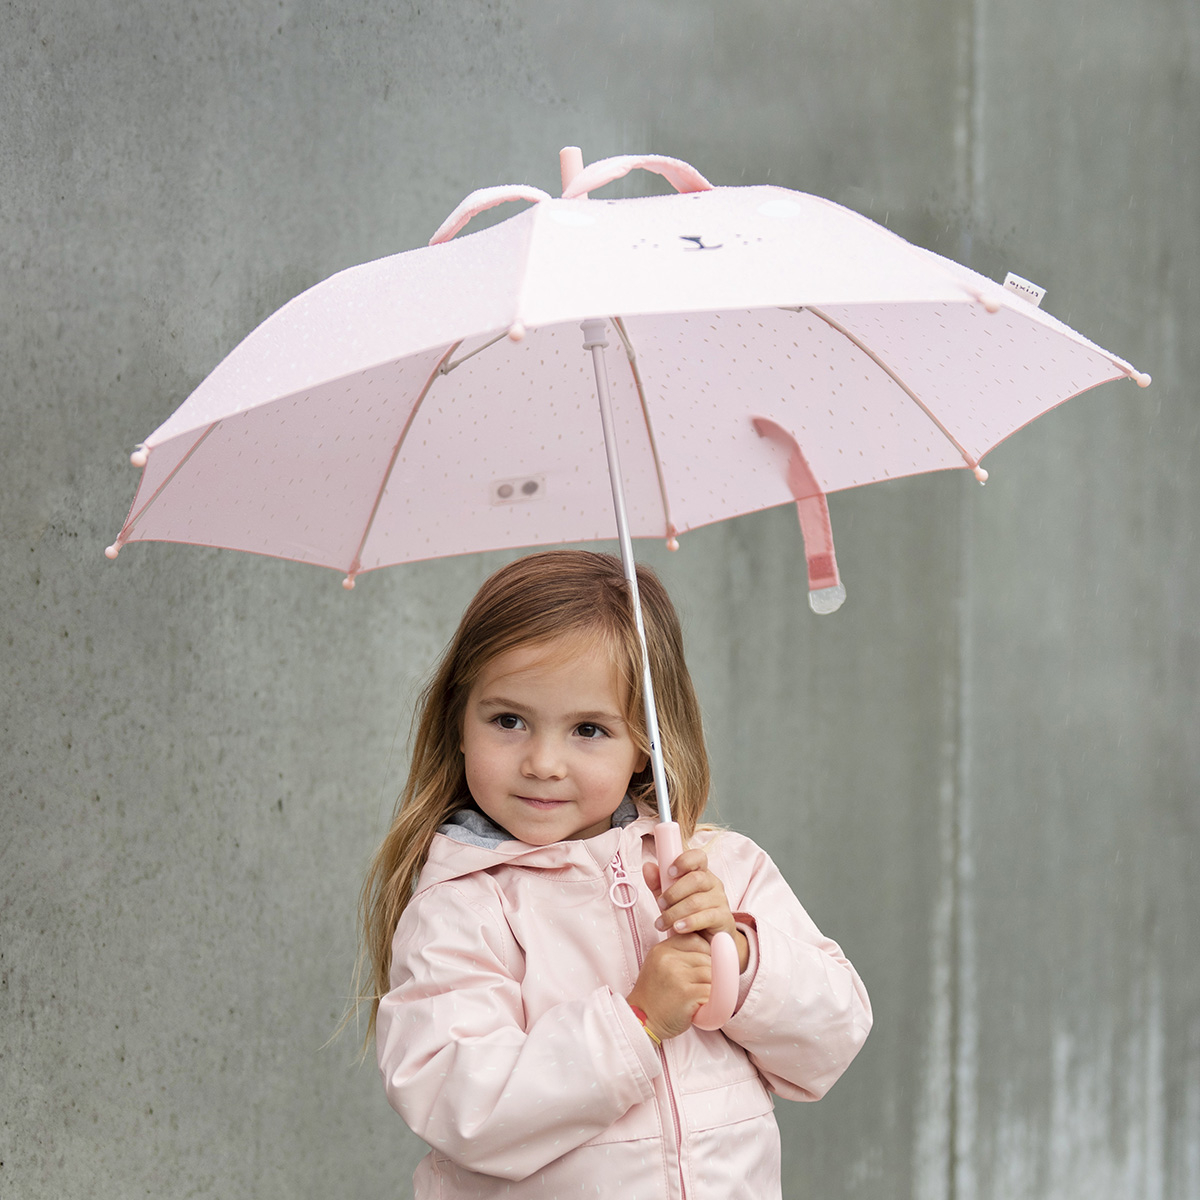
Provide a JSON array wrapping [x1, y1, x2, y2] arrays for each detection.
[[627, 934, 712, 1039], [662, 930, 709, 951], [656, 874, 733, 928], [657, 883, 733, 929], [647, 850, 735, 935], [659, 869, 719, 909], [659, 905, 730, 936], [662, 848, 709, 881], [646, 849, 708, 897], [655, 879, 716, 920], [645, 863, 724, 908]]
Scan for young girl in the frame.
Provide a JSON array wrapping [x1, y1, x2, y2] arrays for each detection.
[[359, 550, 871, 1199]]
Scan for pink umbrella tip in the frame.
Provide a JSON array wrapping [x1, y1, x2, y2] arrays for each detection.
[[508, 322, 526, 342], [342, 575, 356, 590], [1135, 371, 1152, 388], [973, 465, 989, 483], [130, 445, 149, 467], [104, 543, 120, 560]]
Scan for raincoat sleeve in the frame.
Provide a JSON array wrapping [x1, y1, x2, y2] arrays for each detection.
[[376, 879, 662, 1181], [712, 834, 872, 1101]]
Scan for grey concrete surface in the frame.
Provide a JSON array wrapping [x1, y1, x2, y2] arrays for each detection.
[[2, 2, 1196, 1197]]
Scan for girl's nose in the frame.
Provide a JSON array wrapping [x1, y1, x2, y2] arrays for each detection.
[[522, 737, 566, 780]]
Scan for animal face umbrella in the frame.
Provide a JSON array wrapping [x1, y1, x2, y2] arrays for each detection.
[[108, 147, 1150, 1027]]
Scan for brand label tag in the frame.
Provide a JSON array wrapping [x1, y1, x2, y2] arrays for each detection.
[[1003, 272, 1046, 307]]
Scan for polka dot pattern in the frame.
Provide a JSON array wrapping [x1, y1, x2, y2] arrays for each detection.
[[817, 301, 1112, 462], [126, 348, 449, 565], [365, 322, 665, 566]]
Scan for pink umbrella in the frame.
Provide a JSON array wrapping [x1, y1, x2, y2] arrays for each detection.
[[106, 146, 1150, 1028]]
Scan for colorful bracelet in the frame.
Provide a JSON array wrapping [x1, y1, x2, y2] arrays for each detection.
[[627, 1003, 662, 1047]]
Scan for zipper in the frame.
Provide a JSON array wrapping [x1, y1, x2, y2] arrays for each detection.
[[608, 852, 640, 915], [609, 850, 688, 1200]]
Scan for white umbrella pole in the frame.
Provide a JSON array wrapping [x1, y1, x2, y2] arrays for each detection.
[[580, 319, 673, 827], [582, 317, 737, 1031]]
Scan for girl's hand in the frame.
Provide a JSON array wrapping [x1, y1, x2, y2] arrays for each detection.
[[645, 849, 750, 973], [626, 933, 713, 1040]]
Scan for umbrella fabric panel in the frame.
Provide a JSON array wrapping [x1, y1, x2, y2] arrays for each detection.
[[146, 222, 537, 448], [515, 187, 976, 330], [823, 301, 1130, 464], [622, 309, 967, 517], [122, 347, 451, 567], [357, 323, 673, 568]]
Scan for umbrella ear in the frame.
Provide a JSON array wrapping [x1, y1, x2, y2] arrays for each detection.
[[429, 185, 554, 245], [751, 417, 846, 614], [561, 154, 713, 199]]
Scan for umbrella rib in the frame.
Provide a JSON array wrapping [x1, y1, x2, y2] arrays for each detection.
[[612, 316, 679, 546], [114, 422, 221, 547], [806, 306, 989, 481], [439, 330, 508, 375], [342, 342, 462, 588]]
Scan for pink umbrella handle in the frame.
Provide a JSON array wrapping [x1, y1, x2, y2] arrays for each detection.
[[562, 154, 714, 199], [695, 932, 739, 1031], [429, 184, 554, 245], [652, 822, 739, 1031]]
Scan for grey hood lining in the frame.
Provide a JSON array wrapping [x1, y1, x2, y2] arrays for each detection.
[[439, 795, 641, 848]]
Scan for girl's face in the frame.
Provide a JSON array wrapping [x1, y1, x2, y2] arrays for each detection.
[[460, 633, 648, 845]]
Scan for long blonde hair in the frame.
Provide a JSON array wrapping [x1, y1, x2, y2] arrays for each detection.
[[355, 550, 710, 1041]]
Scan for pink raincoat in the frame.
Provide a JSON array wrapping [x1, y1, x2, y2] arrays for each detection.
[[377, 809, 871, 1198]]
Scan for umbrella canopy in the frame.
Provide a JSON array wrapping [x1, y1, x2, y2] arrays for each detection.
[[107, 151, 1149, 608], [106, 148, 1150, 1032]]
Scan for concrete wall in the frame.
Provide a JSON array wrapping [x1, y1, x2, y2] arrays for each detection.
[[3, 2, 1196, 1197]]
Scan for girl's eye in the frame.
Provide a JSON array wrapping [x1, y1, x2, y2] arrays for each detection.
[[494, 714, 524, 731], [576, 723, 609, 740]]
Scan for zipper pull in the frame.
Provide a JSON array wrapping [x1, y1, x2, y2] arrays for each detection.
[[608, 852, 638, 909]]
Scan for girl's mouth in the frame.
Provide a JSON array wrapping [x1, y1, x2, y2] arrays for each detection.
[[519, 797, 567, 809]]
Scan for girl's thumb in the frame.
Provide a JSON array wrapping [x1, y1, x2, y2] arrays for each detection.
[[642, 861, 662, 898]]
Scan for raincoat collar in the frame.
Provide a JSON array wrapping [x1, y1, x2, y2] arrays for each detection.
[[418, 798, 653, 894]]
